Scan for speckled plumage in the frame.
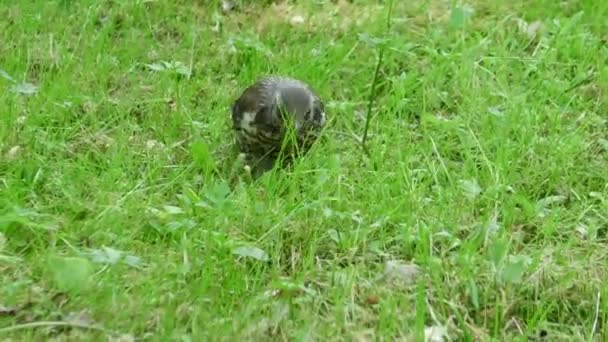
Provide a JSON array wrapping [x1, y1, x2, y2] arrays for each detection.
[[231, 76, 327, 176]]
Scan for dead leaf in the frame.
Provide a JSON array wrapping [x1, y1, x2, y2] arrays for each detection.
[[64, 309, 95, 326], [93, 133, 114, 151], [0, 305, 18, 316], [51, 292, 70, 308], [364, 294, 379, 305], [537, 195, 567, 208], [6, 145, 22, 161], [16, 113, 27, 125], [145, 60, 192, 78], [575, 224, 589, 239], [221, 1, 235, 13], [290, 15, 305, 26], [145, 139, 166, 151], [85, 246, 144, 268], [162, 205, 184, 215], [425, 325, 449, 342], [516, 18, 544, 39], [381, 260, 422, 285], [460, 178, 482, 199], [486, 212, 500, 235], [82, 100, 97, 114], [487, 106, 504, 117], [0, 300, 36, 317], [233, 246, 269, 262], [11, 82, 38, 95], [526, 21, 544, 38], [536, 195, 567, 218]]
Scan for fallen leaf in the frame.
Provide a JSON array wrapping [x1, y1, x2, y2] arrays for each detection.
[[358, 33, 388, 47], [575, 224, 589, 239], [327, 229, 340, 243], [0, 305, 18, 316], [460, 179, 482, 199], [536, 195, 567, 208], [64, 309, 95, 326], [290, 15, 305, 25], [89, 246, 122, 264], [85, 246, 144, 268], [146, 60, 192, 78], [51, 292, 70, 308], [425, 325, 449, 342], [163, 205, 184, 215], [221, 1, 235, 13], [382, 260, 421, 285], [173, 63, 192, 78], [526, 21, 544, 38], [16, 113, 27, 125], [11, 82, 38, 95], [364, 294, 379, 305], [232, 246, 269, 262], [124, 255, 143, 268], [145, 139, 165, 151], [536, 195, 567, 218], [6, 145, 22, 161], [516, 18, 544, 39], [487, 106, 504, 117], [146, 62, 165, 72], [93, 133, 114, 151], [486, 212, 500, 235]]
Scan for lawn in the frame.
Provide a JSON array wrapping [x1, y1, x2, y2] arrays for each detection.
[[1, 0, 607, 340]]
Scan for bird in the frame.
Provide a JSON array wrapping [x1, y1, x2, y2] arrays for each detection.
[[230, 76, 327, 177]]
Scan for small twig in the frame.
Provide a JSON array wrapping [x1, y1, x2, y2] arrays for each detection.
[[361, 50, 383, 150], [93, 179, 145, 222], [591, 291, 601, 338], [361, 0, 394, 152], [429, 136, 453, 186], [562, 72, 597, 94]]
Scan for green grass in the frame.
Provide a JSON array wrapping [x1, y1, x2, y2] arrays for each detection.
[[1, 0, 607, 340]]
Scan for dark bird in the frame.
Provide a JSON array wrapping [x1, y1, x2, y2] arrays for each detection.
[[231, 76, 327, 177]]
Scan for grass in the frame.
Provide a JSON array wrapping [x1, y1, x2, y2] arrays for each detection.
[[1, 0, 607, 340]]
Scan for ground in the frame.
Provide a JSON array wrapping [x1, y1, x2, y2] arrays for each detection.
[[1, 0, 607, 340]]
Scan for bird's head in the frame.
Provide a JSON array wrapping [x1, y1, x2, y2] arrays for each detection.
[[273, 85, 326, 134]]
